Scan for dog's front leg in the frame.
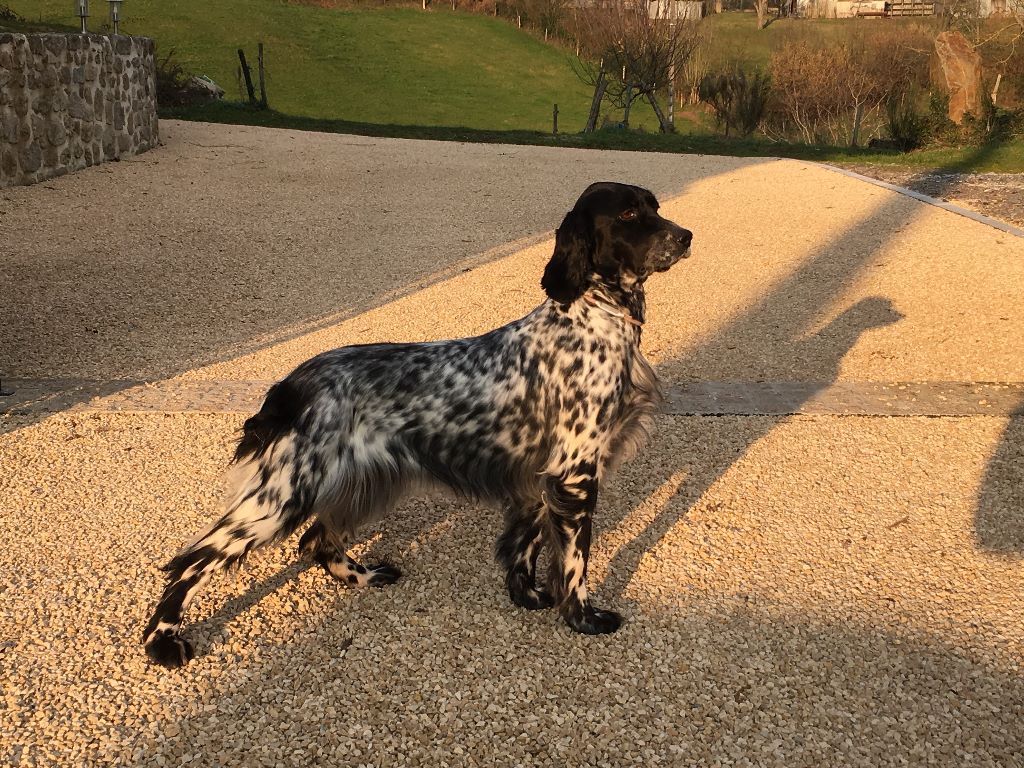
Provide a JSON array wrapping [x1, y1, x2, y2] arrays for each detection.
[[545, 466, 622, 635]]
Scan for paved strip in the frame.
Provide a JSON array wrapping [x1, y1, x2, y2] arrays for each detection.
[[3, 378, 1022, 417], [820, 164, 1024, 239]]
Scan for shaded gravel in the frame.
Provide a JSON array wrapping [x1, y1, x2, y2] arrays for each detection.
[[838, 165, 1024, 228]]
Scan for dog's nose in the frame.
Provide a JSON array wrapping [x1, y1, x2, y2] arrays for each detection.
[[677, 229, 693, 248]]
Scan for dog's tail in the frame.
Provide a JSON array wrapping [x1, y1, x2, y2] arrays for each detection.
[[142, 379, 318, 667]]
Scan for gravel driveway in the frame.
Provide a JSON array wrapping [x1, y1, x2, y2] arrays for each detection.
[[1, 121, 1022, 767]]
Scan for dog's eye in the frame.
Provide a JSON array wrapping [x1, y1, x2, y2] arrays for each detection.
[[618, 210, 639, 222]]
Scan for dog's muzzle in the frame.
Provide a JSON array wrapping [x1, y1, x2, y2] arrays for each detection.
[[650, 227, 693, 272]]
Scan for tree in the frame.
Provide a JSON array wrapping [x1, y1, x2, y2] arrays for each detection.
[[754, 0, 769, 29], [572, 0, 702, 132]]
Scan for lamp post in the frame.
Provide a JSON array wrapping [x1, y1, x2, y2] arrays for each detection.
[[108, 0, 123, 34], [76, 0, 89, 33]]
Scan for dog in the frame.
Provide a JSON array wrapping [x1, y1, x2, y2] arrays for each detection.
[[143, 182, 693, 667]]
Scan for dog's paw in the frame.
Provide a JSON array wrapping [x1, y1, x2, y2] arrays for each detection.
[[563, 604, 623, 635], [507, 572, 555, 610], [144, 630, 194, 668], [366, 562, 402, 587]]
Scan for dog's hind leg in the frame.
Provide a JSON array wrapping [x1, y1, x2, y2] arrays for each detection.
[[142, 435, 315, 668], [496, 500, 554, 610], [298, 521, 402, 587]]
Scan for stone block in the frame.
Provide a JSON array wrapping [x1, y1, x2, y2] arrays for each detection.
[[113, 101, 125, 131], [28, 37, 43, 56], [46, 119, 66, 146], [19, 141, 42, 172], [68, 35, 81, 51], [934, 31, 982, 125], [13, 37, 28, 67], [68, 93, 90, 120], [44, 35, 67, 57], [1, 112, 18, 143], [117, 133, 129, 153], [43, 144, 59, 167], [41, 65, 58, 88], [1, 147, 18, 178], [102, 127, 114, 156], [32, 93, 52, 115], [84, 63, 98, 82]]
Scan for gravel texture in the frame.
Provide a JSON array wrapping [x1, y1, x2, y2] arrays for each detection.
[[2, 121, 1023, 767], [838, 165, 1024, 229]]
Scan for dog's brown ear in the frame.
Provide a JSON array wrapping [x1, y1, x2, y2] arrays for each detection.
[[542, 209, 594, 304]]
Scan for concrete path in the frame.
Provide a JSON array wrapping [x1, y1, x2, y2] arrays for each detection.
[[1, 121, 1022, 767]]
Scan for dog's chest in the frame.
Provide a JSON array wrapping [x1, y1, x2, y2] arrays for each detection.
[[536, 301, 654, 422]]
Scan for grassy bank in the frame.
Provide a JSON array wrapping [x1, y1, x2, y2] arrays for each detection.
[[6, 1, 639, 132], [166, 100, 1024, 171]]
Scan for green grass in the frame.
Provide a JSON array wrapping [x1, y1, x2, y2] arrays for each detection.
[[6, 0, 671, 132]]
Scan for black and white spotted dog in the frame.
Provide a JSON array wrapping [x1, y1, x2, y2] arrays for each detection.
[[143, 182, 693, 667]]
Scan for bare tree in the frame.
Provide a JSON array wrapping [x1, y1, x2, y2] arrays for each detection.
[[754, 0, 769, 29], [573, 0, 702, 132]]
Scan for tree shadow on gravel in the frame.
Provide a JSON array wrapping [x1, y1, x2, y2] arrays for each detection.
[[973, 403, 1024, 555]]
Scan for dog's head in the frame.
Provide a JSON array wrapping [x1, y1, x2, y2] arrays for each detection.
[[541, 182, 693, 304]]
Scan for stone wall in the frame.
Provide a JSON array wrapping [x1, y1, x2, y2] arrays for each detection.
[[0, 33, 158, 187]]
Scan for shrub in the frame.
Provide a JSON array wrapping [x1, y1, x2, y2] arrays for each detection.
[[154, 49, 218, 109], [885, 92, 928, 151], [766, 27, 933, 147], [698, 66, 770, 138]]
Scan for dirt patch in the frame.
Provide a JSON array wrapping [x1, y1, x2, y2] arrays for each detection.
[[839, 164, 1024, 228]]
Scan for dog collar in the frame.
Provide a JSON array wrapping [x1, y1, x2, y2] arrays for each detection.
[[582, 294, 643, 327]]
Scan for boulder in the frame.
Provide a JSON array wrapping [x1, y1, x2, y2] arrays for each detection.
[[934, 31, 982, 124]]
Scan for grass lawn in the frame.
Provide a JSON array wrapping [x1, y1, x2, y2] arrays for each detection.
[[5, 0, 672, 132]]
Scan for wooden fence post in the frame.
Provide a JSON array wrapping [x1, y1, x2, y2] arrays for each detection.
[[584, 68, 607, 133], [238, 49, 256, 105], [257, 43, 268, 109]]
